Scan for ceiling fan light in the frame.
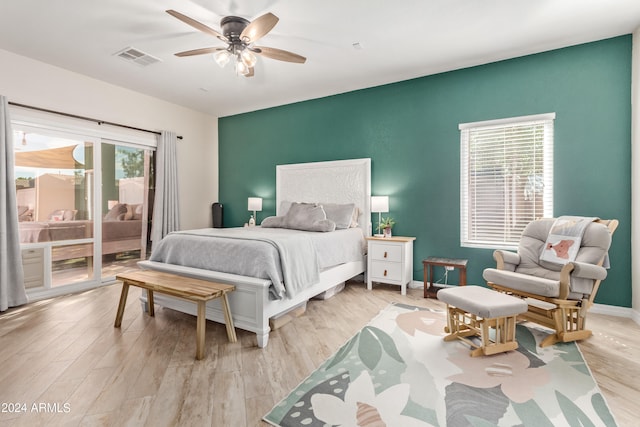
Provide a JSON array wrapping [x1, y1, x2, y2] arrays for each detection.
[[214, 50, 231, 67], [241, 49, 257, 67], [235, 60, 250, 76]]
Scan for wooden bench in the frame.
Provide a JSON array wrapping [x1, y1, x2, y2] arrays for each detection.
[[114, 270, 237, 360]]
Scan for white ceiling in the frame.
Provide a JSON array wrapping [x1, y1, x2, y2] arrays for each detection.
[[1, 0, 639, 118]]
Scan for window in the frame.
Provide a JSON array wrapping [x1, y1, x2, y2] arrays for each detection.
[[460, 113, 554, 248]]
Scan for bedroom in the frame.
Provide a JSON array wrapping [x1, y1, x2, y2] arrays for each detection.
[[0, 1, 639, 426]]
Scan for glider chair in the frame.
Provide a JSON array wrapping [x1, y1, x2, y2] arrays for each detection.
[[483, 218, 618, 347]]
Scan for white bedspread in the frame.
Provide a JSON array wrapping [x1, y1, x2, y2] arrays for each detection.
[[149, 227, 366, 299]]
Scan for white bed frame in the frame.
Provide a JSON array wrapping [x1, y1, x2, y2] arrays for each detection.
[[138, 158, 371, 347]]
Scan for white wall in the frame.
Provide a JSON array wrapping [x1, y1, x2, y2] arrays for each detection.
[[0, 48, 218, 230]]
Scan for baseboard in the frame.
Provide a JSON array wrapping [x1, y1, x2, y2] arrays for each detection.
[[590, 303, 639, 323], [408, 280, 423, 289]]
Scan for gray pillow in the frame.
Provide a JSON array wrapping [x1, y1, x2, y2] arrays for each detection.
[[303, 219, 336, 232], [262, 213, 335, 232], [105, 203, 127, 221], [285, 203, 326, 229], [322, 203, 357, 229], [279, 200, 293, 216], [261, 215, 286, 228]]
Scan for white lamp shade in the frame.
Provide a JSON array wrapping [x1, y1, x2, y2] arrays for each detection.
[[371, 196, 389, 213], [248, 197, 263, 212]]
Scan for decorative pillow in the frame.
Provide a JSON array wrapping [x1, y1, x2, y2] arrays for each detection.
[[322, 203, 357, 229], [303, 219, 336, 232], [48, 209, 65, 221], [131, 204, 144, 220], [261, 215, 287, 228], [285, 202, 326, 229], [279, 200, 293, 216], [123, 204, 134, 221], [104, 203, 127, 221], [63, 209, 77, 221], [350, 207, 361, 228], [264, 204, 336, 232]]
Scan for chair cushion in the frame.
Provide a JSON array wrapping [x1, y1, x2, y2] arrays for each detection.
[[484, 268, 560, 298], [507, 218, 612, 297], [518, 219, 611, 268]]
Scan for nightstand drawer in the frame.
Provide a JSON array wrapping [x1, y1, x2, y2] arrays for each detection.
[[369, 261, 402, 282], [369, 244, 402, 262]]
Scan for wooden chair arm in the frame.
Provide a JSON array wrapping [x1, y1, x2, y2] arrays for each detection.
[[559, 263, 575, 299], [559, 261, 607, 300], [493, 250, 520, 271]]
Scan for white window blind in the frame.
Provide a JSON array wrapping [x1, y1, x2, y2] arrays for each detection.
[[460, 113, 554, 248]]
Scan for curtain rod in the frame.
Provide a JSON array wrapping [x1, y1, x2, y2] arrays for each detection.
[[8, 101, 183, 140]]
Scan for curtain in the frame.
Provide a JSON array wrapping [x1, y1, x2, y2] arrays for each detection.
[[150, 131, 180, 249], [0, 96, 27, 311]]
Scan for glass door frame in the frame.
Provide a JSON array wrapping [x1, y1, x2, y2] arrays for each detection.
[[11, 107, 157, 301]]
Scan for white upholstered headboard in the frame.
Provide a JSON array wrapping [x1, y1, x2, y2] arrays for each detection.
[[276, 158, 372, 236]]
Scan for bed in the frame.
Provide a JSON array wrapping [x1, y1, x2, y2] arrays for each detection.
[[138, 158, 371, 347]]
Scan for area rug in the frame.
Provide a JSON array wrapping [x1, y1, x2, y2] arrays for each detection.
[[263, 303, 617, 427]]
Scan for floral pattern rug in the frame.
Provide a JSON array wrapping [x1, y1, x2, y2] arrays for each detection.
[[263, 303, 618, 427]]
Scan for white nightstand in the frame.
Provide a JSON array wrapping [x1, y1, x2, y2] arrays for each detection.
[[366, 236, 416, 295]]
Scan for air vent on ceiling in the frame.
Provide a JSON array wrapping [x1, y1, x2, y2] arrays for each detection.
[[114, 47, 161, 66]]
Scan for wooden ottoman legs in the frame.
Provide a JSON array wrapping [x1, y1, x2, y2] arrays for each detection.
[[444, 306, 520, 357], [438, 285, 527, 357]]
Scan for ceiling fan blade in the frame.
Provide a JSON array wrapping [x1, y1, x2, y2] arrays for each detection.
[[254, 46, 306, 64], [166, 9, 228, 42], [245, 67, 255, 78], [175, 47, 225, 57], [240, 12, 279, 43]]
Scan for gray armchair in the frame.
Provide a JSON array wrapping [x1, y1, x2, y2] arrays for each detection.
[[483, 218, 618, 347]]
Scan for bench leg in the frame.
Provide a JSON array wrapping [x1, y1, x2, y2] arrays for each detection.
[[196, 301, 206, 360], [220, 294, 237, 343], [114, 282, 130, 328], [147, 289, 155, 317]]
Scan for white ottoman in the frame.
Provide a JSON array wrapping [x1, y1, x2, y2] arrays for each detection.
[[437, 285, 528, 357]]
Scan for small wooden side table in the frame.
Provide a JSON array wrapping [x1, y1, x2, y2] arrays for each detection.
[[422, 257, 468, 298]]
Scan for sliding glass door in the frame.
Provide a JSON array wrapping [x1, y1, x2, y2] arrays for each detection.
[[100, 142, 152, 278], [13, 125, 154, 298]]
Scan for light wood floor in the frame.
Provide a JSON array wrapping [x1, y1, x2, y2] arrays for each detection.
[[1, 281, 638, 427]]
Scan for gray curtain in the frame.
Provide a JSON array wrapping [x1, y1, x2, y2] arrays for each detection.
[[0, 96, 27, 311], [150, 130, 180, 249]]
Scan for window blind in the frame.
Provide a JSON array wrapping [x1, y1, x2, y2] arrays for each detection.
[[460, 113, 554, 248]]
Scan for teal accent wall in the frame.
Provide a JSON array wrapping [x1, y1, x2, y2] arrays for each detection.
[[219, 35, 632, 307]]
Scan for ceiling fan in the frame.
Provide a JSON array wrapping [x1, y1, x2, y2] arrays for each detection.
[[166, 9, 306, 77]]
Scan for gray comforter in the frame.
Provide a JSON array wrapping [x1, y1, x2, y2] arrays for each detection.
[[149, 227, 366, 299]]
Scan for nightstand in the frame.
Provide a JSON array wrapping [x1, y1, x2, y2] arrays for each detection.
[[366, 236, 416, 295]]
